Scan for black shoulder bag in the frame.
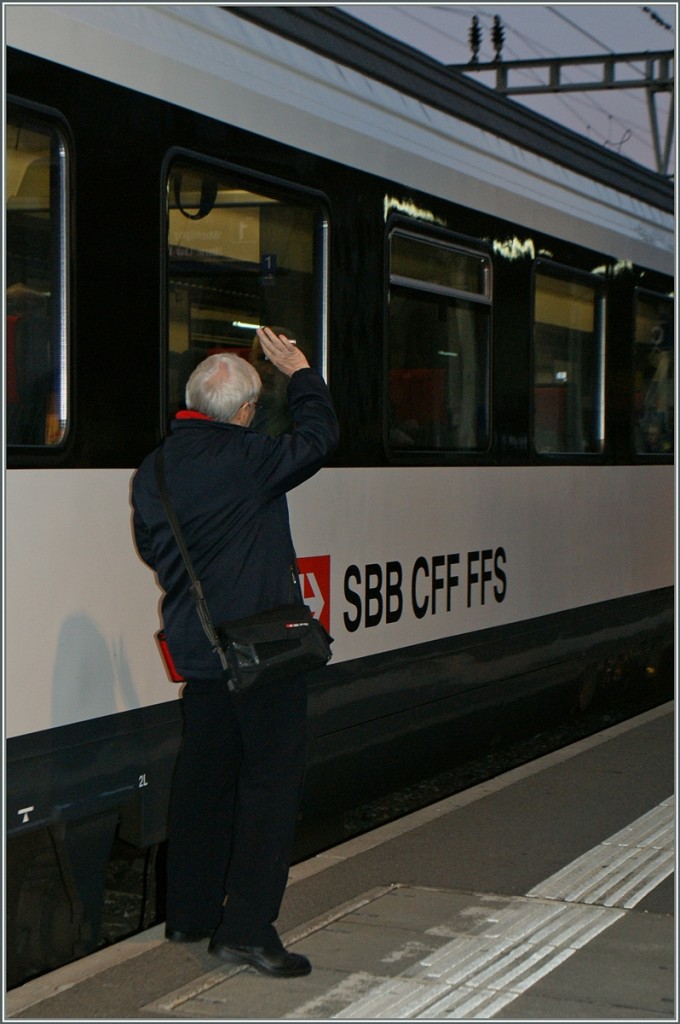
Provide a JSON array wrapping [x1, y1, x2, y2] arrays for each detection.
[[154, 447, 333, 694]]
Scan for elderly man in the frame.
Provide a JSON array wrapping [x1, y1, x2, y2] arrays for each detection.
[[132, 328, 338, 977]]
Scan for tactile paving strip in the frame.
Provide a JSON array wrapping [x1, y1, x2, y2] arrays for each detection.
[[141, 797, 673, 1019]]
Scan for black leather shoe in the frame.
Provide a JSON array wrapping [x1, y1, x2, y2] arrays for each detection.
[[165, 926, 213, 943], [208, 941, 311, 977]]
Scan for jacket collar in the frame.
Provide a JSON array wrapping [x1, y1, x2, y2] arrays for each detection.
[[175, 410, 214, 421]]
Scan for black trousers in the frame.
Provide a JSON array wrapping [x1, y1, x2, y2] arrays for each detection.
[[165, 675, 307, 948]]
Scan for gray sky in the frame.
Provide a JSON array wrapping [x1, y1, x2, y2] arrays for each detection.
[[338, 4, 675, 174]]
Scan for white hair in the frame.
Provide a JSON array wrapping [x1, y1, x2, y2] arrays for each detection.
[[185, 353, 261, 422]]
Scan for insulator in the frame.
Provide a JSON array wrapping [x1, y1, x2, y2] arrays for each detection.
[[468, 16, 482, 64], [492, 16, 505, 61]]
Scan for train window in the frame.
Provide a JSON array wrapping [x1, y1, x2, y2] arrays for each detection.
[[6, 108, 69, 446], [165, 160, 327, 435], [532, 268, 605, 455], [388, 230, 491, 454], [633, 291, 674, 455]]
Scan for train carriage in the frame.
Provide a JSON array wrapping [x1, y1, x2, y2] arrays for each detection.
[[5, 5, 674, 987]]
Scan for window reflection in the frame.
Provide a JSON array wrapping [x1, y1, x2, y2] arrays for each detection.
[[6, 113, 68, 446], [633, 292, 674, 455], [533, 269, 605, 454], [166, 163, 326, 433], [388, 230, 491, 454]]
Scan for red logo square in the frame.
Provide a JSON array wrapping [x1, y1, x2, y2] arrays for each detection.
[[296, 555, 331, 633]]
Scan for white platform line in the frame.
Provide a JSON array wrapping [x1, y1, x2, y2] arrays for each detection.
[[327, 902, 623, 1019], [322, 797, 674, 1019], [528, 796, 675, 907]]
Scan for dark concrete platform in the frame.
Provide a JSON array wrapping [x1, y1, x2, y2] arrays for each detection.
[[6, 702, 674, 1020]]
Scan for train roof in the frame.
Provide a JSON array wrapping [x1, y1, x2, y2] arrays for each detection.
[[6, 4, 674, 274], [233, 5, 674, 214]]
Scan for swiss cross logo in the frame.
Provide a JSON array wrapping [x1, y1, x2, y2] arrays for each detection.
[[297, 555, 331, 633]]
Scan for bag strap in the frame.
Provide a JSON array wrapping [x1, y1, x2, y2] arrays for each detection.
[[154, 446, 229, 672]]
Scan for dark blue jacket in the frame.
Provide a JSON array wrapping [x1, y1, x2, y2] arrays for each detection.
[[132, 367, 339, 680]]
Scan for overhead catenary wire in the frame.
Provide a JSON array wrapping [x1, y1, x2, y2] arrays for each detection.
[[363, 4, 672, 167], [480, 7, 655, 152], [641, 5, 674, 32]]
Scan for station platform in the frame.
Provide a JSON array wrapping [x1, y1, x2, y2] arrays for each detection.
[[6, 701, 674, 1021]]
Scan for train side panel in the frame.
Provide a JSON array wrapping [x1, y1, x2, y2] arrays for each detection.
[[6, 463, 673, 737]]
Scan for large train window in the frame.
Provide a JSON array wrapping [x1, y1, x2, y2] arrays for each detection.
[[387, 229, 491, 454], [165, 158, 327, 434], [633, 291, 674, 455], [6, 105, 69, 447], [532, 266, 605, 455]]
